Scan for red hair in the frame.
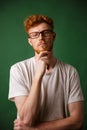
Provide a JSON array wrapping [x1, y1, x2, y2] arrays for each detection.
[[24, 14, 54, 32]]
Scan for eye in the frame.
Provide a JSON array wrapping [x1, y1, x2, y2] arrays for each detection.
[[43, 30, 53, 37], [44, 30, 53, 34], [44, 30, 50, 34], [30, 32, 38, 37]]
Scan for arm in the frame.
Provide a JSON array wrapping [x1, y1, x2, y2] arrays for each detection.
[[14, 74, 42, 126], [14, 62, 46, 126], [35, 101, 84, 130], [14, 52, 49, 126], [14, 101, 84, 130]]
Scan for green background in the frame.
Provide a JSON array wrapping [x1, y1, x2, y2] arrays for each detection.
[[0, 0, 87, 129]]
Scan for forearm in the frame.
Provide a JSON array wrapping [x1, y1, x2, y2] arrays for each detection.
[[19, 75, 42, 126], [35, 117, 83, 130]]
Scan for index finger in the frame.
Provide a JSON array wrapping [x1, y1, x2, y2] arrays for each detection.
[[39, 51, 51, 58]]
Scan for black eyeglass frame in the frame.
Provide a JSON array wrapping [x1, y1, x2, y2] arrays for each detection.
[[28, 29, 54, 39]]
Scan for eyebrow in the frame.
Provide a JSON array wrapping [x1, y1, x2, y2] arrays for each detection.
[[29, 29, 53, 34]]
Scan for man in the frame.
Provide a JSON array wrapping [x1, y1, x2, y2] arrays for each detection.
[[8, 14, 84, 130]]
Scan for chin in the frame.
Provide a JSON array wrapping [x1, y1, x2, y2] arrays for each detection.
[[35, 49, 49, 54], [34, 47, 53, 54]]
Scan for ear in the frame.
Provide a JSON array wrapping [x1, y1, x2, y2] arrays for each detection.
[[53, 32, 56, 41], [28, 38, 32, 46], [53, 32, 56, 38]]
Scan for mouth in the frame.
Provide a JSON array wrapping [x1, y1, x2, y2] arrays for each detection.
[[40, 44, 48, 51], [38, 41, 47, 48], [38, 41, 46, 45], [34, 44, 48, 54], [34, 42, 53, 54]]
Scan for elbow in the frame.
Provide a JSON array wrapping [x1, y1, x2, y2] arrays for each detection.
[[18, 113, 33, 127], [19, 110, 34, 127], [22, 113, 36, 127], [23, 118, 33, 127]]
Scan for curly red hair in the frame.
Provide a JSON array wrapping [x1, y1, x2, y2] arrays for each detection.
[[24, 14, 54, 32]]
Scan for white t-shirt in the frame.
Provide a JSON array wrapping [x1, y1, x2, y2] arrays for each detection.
[[8, 57, 84, 121]]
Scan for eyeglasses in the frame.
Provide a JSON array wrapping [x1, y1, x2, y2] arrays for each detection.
[[28, 29, 53, 39]]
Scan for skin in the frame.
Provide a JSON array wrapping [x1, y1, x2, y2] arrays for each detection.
[[13, 23, 84, 130], [28, 23, 55, 54]]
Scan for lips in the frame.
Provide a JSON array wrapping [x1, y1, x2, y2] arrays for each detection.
[[34, 43, 48, 54], [39, 43, 48, 50], [38, 42, 46, 46], [34, 42, 52, 54]]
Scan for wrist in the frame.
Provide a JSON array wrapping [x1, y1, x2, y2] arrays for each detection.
[[33, 74, 43, 85], [34, 72, 44, 80]]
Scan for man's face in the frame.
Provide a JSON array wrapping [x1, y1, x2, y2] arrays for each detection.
[[28, 23, 56, 54]]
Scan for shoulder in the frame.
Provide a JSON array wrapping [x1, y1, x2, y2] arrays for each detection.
[[10, 57, 35, 72], [57, 59, 77, 71], [57, 59, 79, 77]]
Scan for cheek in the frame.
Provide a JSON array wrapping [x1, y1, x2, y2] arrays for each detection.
[[28, 39, 32, 46], [31, 41, 38, 49], [46, 39, 54, 50], [29, 39, 36, 46], [47, 37, 54, 45]]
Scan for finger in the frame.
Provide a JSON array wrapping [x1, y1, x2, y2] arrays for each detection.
[[14, 119, 21, 127], [39, 51, 52, 60], [39, 51, 50, 58], [14, 120, 19, 126], [14, 126, 20, 130], [14, 123, 22, 130], [41, 59, 50, 67], [14, 119, 17, 123]]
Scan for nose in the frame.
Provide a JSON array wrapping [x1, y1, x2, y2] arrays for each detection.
[[38, 33, 44, 39]]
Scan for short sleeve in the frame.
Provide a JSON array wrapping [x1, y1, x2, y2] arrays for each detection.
[[68, 67, 84, 104], [8, 64, 29, 101]]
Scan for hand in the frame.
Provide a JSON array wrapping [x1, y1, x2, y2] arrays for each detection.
[[35, 51, 51, 77], [14, 118, 36, 130]]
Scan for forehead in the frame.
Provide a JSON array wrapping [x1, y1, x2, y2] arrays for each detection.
[[28, 23, 52, 33]]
